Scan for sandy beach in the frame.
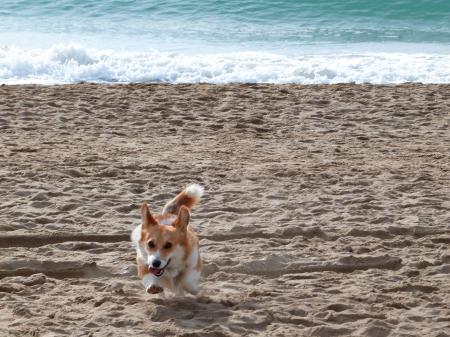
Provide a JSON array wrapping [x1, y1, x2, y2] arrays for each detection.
[[0, 83, 449, 336]]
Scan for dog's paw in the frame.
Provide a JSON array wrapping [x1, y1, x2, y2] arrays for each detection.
[[184, 286, 200, 296], [146, 285, 163, 294]]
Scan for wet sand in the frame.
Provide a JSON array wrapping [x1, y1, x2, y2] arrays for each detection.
[[0, 83, 449, 336]]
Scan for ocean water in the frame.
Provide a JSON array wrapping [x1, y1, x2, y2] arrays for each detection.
[[1, 0, 450, 84]]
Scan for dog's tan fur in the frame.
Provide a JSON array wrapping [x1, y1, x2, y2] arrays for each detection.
[[131, 184, 203, 295]]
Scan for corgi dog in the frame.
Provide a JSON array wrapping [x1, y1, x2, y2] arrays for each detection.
[[131, 184, 204, 296]]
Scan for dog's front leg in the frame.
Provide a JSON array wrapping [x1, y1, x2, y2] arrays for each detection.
[[173, 281, 186, 297], [182, 269, 201, 295], [142, 274, 164, 294], [137, 260, 163, 294]]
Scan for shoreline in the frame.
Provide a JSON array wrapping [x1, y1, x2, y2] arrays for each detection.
[[2, 44, 450, 85], [2, 82, 450, 87]]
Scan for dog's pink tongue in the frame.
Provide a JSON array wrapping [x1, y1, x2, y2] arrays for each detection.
[[149, 267, 162, 276]]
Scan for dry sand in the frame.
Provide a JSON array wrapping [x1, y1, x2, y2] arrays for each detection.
[[0, 83, 449, 337]]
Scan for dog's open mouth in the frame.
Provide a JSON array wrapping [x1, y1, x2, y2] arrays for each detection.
[[149, 267, 164, 276], [149, 259, 171, 277]]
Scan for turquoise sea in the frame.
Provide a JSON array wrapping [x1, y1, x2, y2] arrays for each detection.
[[1, 0, 450, 83]]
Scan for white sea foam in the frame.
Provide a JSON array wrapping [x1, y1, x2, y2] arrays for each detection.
[[1, 44, 449, 84]]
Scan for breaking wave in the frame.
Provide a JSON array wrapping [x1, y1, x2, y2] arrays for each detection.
[[1, 44, 449, 84]]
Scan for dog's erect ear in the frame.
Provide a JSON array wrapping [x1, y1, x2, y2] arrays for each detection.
[[141, 203, 157, 229], [173, 205, 190, 231]]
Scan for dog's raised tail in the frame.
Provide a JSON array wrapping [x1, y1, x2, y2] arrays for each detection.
[[162, 184, 204, 215]]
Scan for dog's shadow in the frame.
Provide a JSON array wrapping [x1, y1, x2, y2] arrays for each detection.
[[147, 294, 235, 330]]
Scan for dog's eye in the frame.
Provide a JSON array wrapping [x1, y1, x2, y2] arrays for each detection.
[[147, 241, 155, 249], [163, 242, 172, 249]]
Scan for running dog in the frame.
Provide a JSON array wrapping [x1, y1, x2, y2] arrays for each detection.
[[131, 184, 203, 296]]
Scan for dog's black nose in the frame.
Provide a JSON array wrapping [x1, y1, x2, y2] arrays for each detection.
[[152, 260, 161, 268]]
